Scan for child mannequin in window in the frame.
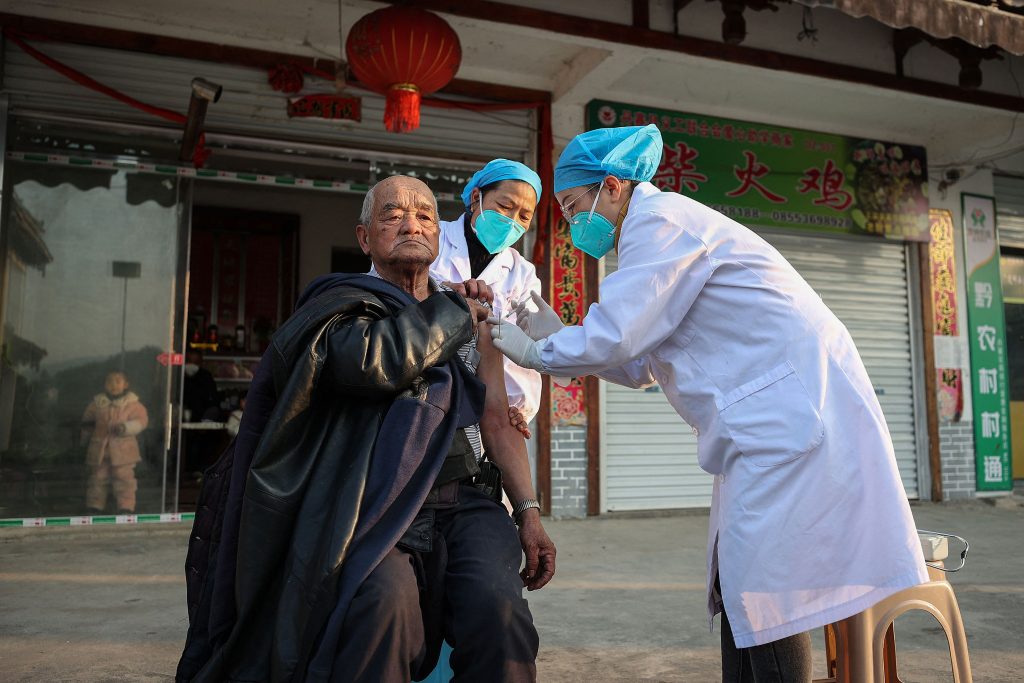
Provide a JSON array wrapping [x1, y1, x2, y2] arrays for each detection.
[[81, 370, 149, 514]]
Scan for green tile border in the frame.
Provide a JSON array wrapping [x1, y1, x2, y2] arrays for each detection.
[[0, 512, 196, 528]]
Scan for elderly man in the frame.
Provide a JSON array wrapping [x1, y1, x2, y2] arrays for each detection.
[[177, 175, 554, 683]]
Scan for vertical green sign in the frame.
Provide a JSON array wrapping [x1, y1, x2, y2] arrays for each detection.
[[962, 193, 1012, 491]]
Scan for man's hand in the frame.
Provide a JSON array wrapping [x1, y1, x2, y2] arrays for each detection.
[[444, 279, 494, 305], [517, 509, 555, 590], [465, 299, 491, 332], [508, 406, 531, 439]]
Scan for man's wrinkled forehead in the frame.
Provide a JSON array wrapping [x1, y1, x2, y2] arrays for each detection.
[[375, 181, 435, 216]]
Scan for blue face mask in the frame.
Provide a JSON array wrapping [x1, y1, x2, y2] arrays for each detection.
[[472, 194, 527, 254], [568, 187, 617, 259]]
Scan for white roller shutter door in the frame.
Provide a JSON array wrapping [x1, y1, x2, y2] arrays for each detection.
[[995, 175, 1024, 248], [3, 42, 533, 162], [602, 231, 920, 511], [600, 251, 706, 510]]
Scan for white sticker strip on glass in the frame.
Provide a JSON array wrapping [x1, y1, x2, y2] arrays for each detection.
[[6, 151, 459, 201]]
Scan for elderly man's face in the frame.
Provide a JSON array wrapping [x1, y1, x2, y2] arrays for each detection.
[[357, 177, 440, 269]]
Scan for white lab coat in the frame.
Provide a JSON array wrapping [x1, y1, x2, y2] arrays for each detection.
[[431, 216, 543, 424], [539, 182, 928, 648]]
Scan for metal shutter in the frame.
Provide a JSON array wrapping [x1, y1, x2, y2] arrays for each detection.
[[602, 231, 919, 511], [3, 42, 533, 162], [763, 232, 920, 498], [995, 174, 1024, 248], [600, 251, 707, 510]]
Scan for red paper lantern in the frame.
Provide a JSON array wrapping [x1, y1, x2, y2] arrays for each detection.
[[346, 6, 462, 133]]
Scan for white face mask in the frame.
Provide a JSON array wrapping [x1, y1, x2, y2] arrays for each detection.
[[184, 363, 199, 377]]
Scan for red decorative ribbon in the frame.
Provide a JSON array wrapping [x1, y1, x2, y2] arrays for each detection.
[[5, 29, 210, 167], [6, 30, 549, 226]]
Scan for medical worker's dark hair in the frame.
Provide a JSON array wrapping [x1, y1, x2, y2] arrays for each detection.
[[465, 180, 506, 213]]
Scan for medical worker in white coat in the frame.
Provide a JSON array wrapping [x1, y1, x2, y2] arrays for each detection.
[[490, 124, 929, 681], [431, 159, 544, 433]]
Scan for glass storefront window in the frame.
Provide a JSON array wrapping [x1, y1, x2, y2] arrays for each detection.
[[0, 161, 187, 518], [1, 116, 505, 521]]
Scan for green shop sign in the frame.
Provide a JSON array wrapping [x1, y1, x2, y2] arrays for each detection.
[[587, 100, 930, 241], [962, 193, 1012, 491]]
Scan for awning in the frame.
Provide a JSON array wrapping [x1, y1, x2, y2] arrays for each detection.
[[11, 194, 53, 272], [5, 330, 47, 369], [799, 0, 1024, 56]]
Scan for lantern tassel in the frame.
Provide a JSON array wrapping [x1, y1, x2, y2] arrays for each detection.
[[385, 83, 421, 133]]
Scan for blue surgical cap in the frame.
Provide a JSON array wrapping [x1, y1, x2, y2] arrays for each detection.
[[460, 159, 543, 207], [553, 124, 664, 193]]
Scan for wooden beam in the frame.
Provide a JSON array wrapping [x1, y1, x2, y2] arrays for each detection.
[[673, 0, 699, 36], [585, 375, 601, 516], [536, 247, 553, 527], [537, 381, 553, 516], [0, 12, 549, 104], [442, 76, 549, 104], [388, 0, 1024, 112], [585, 254, 602, 516], [533, 104, 554, 517], [917, 241, 944, 502], [633, 0, 650, 30], [0, 12, 313, 71]]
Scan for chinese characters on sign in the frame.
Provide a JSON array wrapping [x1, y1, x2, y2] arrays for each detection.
[[652, 142, 707, 194], [798, 159, 853, 211], [550, 217, 587, 427], [589, 100, 930, 241], [929, 209, 962, 422], [974, 282, 993, 308], [287, 95, 362, 121], [727, 151, 786, 203], [962, 194, 1012, 491]]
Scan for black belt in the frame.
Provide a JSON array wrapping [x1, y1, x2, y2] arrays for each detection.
[[421, 478, 467, 507]]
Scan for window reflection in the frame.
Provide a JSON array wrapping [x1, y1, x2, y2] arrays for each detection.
[[0, 163, 183, 518]]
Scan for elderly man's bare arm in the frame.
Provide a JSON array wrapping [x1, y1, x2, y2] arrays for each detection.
[[475, 321, 556, 591]]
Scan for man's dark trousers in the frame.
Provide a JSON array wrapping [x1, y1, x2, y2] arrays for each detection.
[[332, 484, 538, 682]]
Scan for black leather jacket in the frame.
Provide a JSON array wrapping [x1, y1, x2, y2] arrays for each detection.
[[177, 274, 481, 682]]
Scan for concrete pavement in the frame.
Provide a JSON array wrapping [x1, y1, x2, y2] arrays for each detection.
[[1, 497, 1022, 682]]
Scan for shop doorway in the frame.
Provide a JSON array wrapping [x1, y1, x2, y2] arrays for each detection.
[[177, 205, 299, 507], [173, 176, 468, 509], [175, 182, 374, 510]]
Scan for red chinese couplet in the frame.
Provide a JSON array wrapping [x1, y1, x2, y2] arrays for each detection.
[[929, 209, 962, 422], [550, 218, 587, 426]]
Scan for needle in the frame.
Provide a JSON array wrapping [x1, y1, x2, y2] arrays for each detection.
[[493, 300, 513, 340], [501, 299, 517, 339]]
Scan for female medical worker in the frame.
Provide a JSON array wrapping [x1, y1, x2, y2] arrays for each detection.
[[431, 159, 544, 433], [490, 125, 929, 681]]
